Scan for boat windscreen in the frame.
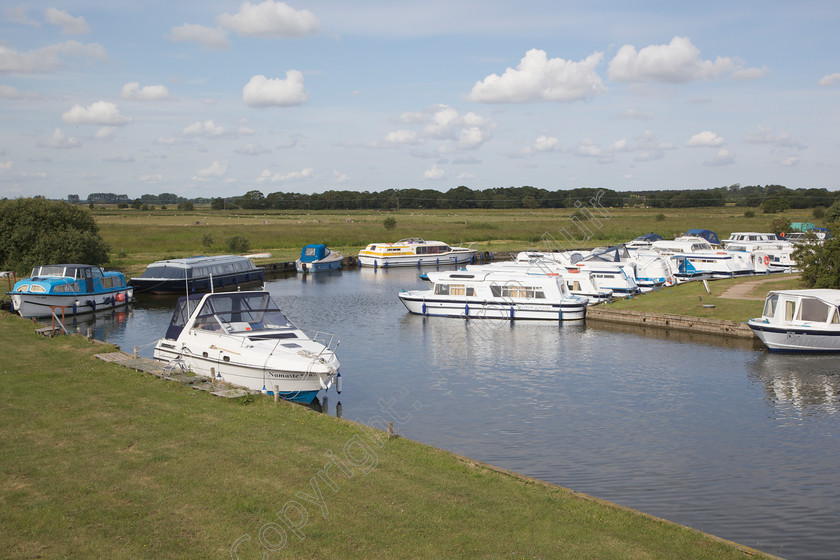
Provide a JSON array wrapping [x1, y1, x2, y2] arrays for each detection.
[[195, 293, 292, 329]]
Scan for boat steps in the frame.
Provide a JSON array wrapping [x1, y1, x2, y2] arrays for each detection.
[[94, 352, 254, 398]]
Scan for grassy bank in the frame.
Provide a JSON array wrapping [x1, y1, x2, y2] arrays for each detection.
[[602, 274, 806, 322], [92, 206, 821, 277], [0, 312, 775, 559]]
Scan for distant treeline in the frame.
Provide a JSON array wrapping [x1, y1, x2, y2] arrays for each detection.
[[72, 184, 839, 212]]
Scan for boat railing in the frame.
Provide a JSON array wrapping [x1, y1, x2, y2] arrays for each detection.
[[310, 331, 340, 359]]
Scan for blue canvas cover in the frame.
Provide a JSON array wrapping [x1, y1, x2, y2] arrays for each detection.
[[685, 229, 721, 245], [299, 244, 328, 263]]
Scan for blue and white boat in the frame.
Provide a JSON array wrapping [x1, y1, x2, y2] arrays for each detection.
[[295, 244, 343, 273], [8, 264, 134, 318], [153, 290, 341, 402], [748, 290, 840, 352]]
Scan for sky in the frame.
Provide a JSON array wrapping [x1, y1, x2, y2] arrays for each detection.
[[1, 1, 839, 200]]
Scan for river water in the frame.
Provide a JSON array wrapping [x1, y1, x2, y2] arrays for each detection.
[[76, 267, 840, 560]]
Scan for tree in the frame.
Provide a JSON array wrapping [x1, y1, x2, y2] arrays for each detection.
[[211, 197, 226, 210], [0, 198, 111, 273], [383, 217, 397, 230], [226, 235, 250, 253], [768, 216, 791, 235], [794, 205, 840, 288], [178, 201, 194, 211]]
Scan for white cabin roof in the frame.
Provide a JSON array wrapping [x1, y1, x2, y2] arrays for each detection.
[[767, 289, 840, 306]]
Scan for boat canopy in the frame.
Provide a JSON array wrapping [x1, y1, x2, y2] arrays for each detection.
[[631, 233, 663, 243], [137, 255, 258, 279], [299, 244, 330, 262], [585, 245, 632, 263], [165, 291, 291, 340], [685, 229, 721, 245]]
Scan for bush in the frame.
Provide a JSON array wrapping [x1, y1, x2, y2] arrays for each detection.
[[768, 216, 791, 235], [813, 207, 825, 220], [655, 213, 665, 222], [201, 234, 214, 249], [383, 217, 397, 230], [744, 210, 755, 218], [0, 198, 111, 273], [226, 235, 251, 253], [178, 201, 195, 211]]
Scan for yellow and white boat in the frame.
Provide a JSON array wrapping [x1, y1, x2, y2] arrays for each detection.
[[357, 237, 477, 268]]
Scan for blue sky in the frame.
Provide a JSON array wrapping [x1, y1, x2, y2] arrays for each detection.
[[1, 1, 838, 200]]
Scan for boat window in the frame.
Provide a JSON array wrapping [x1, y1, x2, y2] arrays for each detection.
[[831, 308, 840, 324], [53, 283, 81, 293], [797, 297, 831, 322], [305, 247, 318, 256], [29, 285, 46, 293], [141, 266, 186, 279], [434, 284, 450, 295], [784, 300, 796, 322], [100, 276, 124, 289], [762, 294, 778, 318], [15, 284, 30, 292], [445, 285, 473, 296]]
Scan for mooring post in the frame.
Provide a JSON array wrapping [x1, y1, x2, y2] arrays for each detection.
[[388, 422, 394, 438], [274, 385, 279, 402], [133, 346, 138, 358]]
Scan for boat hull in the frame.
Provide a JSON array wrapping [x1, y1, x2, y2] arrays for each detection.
[[295, 258, 342, 273], [154, 343, 338, 403], [747, 321, 840, 352], [10, 288, 133, 318], [358, 251, 476, 268], [398, 294, 586, 321]]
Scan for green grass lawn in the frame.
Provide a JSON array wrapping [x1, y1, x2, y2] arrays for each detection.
[[603, 274, 806, 322], [0, 311, 776, 559]]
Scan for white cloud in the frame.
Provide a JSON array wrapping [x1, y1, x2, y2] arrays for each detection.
[[37, 129, 81, 149], [732, 66, 768, 80], [62, 101, 132, 126], [384, 130, 421, 145], [242, 71, 307, 107], [261, 167, 314, 182], [45, 8, 90, 35], [235, 143, 271, 155], [781, 156, 800, 167], [576, 138, 605, 158], [424, 164, 445, 179], [705, 148, 735, 166], [525, 135, 561, 154], [168, 24, 230, 50], [194, 161, 227, 180], [121, 82, 170, 100], [183, 120, 229, 138], [0, 85, 39, 100], [217, 1, 319, 38], [686, 131, 724, 147], [743, 125, 802, 149], [93, 126, 117, 139], [103, 154, 135, 163], [618, 108, 653, 120], [818, 73, 840, 87], [333, 170, 349, 183], [0, 41, 106, 73], [0, 161, 14, 173], [608, 36, 752, 83], [5, 5, 39, 26], [468, 49, 606, 103]]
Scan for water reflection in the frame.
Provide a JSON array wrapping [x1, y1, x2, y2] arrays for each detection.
[[749, 353, 840, 417]]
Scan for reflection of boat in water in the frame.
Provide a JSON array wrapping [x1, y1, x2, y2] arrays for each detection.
[[748, 290, 840, 352], [153, 290, 340, 403], [749, 352, 840, 415]]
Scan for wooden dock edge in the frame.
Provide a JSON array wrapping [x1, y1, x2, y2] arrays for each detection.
[[586, 306, 756, 339]]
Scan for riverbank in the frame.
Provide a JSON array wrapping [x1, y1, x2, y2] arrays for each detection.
[[0, 311, 777, 560]]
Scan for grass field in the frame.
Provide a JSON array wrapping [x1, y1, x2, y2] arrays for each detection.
[[93, 206, 821, 277], [0, 311, 776, 559]]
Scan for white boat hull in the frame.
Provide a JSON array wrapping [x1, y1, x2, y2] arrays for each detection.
[[358, 251, 476, 268], [747, 320, 840, 352], [398, 293, 585, 321], [10, 289, 133, 318]]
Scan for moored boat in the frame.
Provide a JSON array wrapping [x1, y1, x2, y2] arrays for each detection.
[[747, 289, 840, 352], [358, 238, 477, 268], [153, 290, 340, 402], [130, 255, 263, 294], [8, 264, 133, 318], [399, 269, 587, 321], [295, 244, 342, 273]]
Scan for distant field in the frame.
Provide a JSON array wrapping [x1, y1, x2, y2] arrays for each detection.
[[93, 206, 822, 275]]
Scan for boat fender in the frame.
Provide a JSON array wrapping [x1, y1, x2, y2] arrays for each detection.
[[509, 306, 514, 319], [421, 303, 427, 315], [116, 292, 125, 303], [336, 371, 342, 394], [558, 308, 563, 321], [464, 303, 469, 316], [87, 300, 96, 311]]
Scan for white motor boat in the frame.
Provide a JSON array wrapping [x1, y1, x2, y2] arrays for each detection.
[[358, 237, 477, 268], [153, 291, 340, 402], [399, 269, 587, 321], [514, 250, 642, 297], [469, 259, 613, 303], [747, 290, 840, 352], [651, 235, 753, 281]]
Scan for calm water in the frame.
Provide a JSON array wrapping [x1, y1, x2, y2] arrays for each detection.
[[82, 267, 840, 560]]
